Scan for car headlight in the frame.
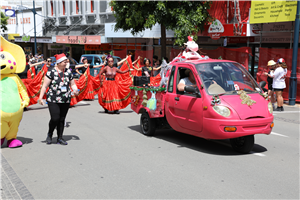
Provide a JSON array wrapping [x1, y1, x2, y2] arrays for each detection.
[[268, 102, 273, 114], [213, 106, 231, 117]]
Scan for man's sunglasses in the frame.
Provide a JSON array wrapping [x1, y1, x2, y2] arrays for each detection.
[[108, 60, 114, 63], [47, 60, 51, 62]]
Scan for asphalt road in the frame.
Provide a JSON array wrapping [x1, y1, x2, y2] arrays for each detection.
[[1, 98, 299, 199]]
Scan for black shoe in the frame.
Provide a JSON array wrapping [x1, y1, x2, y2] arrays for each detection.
[[57, 138, 68, 145], [46, 136, 52, 144], [281, 107, 284, 111], [274, 107, 282, 112], [105, 109, 108, 113], [114, 110, 120, 114]]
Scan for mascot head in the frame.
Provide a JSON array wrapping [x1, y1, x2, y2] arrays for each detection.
[[184, 36, 199, 52], [0, 36, 26, 75]]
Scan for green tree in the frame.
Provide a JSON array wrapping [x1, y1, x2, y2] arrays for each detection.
[[111, 1, 212, 58], [1, 12, 9, 33]]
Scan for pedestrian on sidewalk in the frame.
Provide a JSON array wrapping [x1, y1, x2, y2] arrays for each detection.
[[270, 58, 287, 111], [264, 60, 276, 109], [38, 53, 79, 145]]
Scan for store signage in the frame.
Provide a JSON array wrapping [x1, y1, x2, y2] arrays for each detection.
[[5, 9, 15, 17], [22, 35, 30, 42], [250, 1, 297, 24], [48, 44, 65, 50], [227, 37, 255, 43], [247, 22, 293, 36], [56, 36, 101, 45], [32, 38, 52, 43], [198, 23, 247, 39], [85, 44, 110, 51], [208, 19, 224, 40]]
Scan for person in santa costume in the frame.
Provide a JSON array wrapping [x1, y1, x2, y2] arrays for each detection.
[[38, 53, 79, 145], [98, 55, 133, 114]]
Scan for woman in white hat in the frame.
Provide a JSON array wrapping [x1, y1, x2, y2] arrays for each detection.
[[270, 59, 286, 111], [38, 53, 79, 145], [264, 60, 276, 109]]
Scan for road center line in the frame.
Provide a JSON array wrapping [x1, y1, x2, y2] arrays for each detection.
[[271, 132, 289, 137]]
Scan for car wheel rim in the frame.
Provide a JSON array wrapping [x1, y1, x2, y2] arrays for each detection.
[[142, 117, 149, 132]]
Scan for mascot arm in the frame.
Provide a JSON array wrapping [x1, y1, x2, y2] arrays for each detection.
[[16, 75, 30, 108]]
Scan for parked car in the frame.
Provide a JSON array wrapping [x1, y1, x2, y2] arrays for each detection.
[[131, 58, 274, 153], [78, 54, 122, 76]]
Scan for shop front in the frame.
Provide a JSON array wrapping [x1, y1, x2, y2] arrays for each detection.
[[56, 35, 101, 62]]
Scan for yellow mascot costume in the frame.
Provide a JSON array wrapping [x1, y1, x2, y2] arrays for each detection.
[[1, 36, 29, 148]]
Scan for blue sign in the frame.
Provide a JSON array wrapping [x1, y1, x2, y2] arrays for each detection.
[[5, 9, 15, 17]]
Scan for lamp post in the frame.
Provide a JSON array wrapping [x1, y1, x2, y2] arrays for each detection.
[[289, 1, 300, 105], [32, 0, 37, 55]]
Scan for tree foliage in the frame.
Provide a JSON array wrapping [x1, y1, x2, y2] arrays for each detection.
[[1, 12, 9, 33], [111, 1, 212, 46]]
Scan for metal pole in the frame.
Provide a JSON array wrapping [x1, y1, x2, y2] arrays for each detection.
[[289, 1, 300, 105], [33, 0, 37, 55]]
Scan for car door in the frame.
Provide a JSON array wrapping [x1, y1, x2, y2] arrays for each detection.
[[165, 65, 203, 134]]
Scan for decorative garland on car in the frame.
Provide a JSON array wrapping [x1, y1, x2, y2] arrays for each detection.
[[237, 90, 256, 106], [211, 95, 221, 105], [259, 92, 269, 101], [130, 86, 166, 92]]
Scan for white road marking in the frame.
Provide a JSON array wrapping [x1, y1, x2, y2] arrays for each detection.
[[271, 132, 289, 137], [250, 152, 266, 157], [273, 111, 300, 114]]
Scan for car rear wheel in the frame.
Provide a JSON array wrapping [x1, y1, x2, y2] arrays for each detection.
[[230, 135, 254, 154], [140, 112, 156, 136]]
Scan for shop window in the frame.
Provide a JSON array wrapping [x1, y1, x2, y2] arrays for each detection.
[[62, 1, 65, 15], [50, 1, 54, 16], [91, 0, 94, 13]]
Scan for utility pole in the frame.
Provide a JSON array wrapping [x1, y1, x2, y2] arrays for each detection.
[[33, 0, 37, 55], [289, 1, 300, 105]]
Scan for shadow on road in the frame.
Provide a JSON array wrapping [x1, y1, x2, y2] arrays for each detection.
[[98, 110, 133, 114], [40, 135, 80, 144], [128, 125, 267, 156], [1, 136, 33, 148]]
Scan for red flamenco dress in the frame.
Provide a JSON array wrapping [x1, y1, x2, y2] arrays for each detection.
[[22, 64, 48, 106], [98, 57, 133, 111], [150, 73, 161, 86], [70, 68, 91, 106]]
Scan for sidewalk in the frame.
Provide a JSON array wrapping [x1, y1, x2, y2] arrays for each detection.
[[1, 154, 34, 200]]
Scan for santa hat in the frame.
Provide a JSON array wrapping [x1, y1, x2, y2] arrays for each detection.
[[277, 58, 285, 64], [54, 53, 67, 63]]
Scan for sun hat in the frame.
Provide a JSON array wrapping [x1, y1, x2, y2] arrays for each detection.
[[54, 53, 67, 63], [267, 60, 276, 66]]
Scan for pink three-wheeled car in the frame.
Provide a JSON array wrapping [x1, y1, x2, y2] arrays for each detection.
[[131, 58, 274, 153]]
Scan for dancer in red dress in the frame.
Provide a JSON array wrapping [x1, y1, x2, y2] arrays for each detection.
[[98, 56, 133, 114], [132, 57, 162, 86], [74, 58, 104, 101]]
